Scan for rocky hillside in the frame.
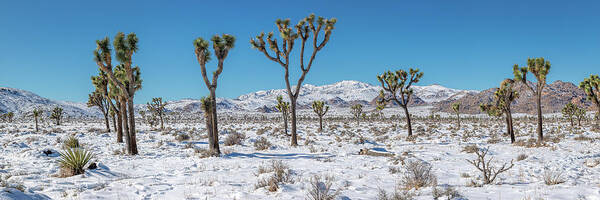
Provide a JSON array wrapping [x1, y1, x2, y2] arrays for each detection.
[[434, 80, 594, 114]]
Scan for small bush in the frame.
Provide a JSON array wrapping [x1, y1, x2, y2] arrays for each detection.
[[58, 148, 94, 177], [254, 136, 272, 150], [461, 144, 478, 154], [62, 136, 80, 149], [400, 160, 437, 190], [306, 175, 340, 200], [255, 160, 294, 192], [432, 186, 462, 200], [224, 132, 245, 146], [516, 154, 528, 161], [377, 188, 414, 200], [195, 148, 219, 158], [175, 133, 191, 142], [543, 169, 565, 185]]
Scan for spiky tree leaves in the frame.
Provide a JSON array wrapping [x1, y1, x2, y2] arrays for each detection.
[[50, 106, 63, 125], [377, 68, 423, 137], [481, 79, 519, 143], [350, 104, 363, 126], [275, 95, 290, 135], [194, 34, 235, 156], [311, 100, 329, 132], [513, 57, 550, 143], [147, 97, 167, 130], [580, 74, 600, 125], [562, 102, 578, 127], [452, 103, 461, 130], [1, 112, 15, 123], [251, 13, 337, 146], [93, 32, 142, 155], [574, 106, 586, 127]]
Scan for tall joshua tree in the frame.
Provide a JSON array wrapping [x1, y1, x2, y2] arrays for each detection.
[[481, 79, 519, 143], [94, 32, 142, 155], [311, 100, 329, 132], [200, 96, 218, 156], [32, 108, 42, 132], [194, 34, 235, 156], [452, 103, 461, 130], [351, 104, 363, 126], [377, 68, 424, 137], [575, 106, 586, 127], [561, 102, 577, 127], [580, 74, 600, 126], [87, 90, 110, 132], [513, 57, 550, 143], [251, 14, 337, 146], [275, 95, 290, 135], [50, 106, 63, 125], [147, 97, 167, 130]]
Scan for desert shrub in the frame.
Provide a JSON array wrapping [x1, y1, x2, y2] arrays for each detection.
[[195, 148, 218, 158], [543, 169, 565, 185], [377, 187, 414, 200], [516, 154, 528, 161], [175, 133, 190, 142], [255, 160, 294, 192], [461, 144, 478, 153], [388, 166, 400, 174], [254, 137, 272, 150], [62, 136, 80, 149], [400, 160, 437, 190], [432, 186, 462, 200], [58, 148, 94, 177], [224, 132, 245, 146], [306, 175, 340, 200], [466, 148, 514, 184]]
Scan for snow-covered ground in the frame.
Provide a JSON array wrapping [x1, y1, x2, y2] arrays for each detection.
[[1, 109, 599, 200]]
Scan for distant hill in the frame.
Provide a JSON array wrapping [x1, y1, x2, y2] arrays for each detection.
[[433, 80, 594, 114]]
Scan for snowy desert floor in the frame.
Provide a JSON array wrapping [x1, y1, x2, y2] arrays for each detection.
[[1, 116, 600, 200]]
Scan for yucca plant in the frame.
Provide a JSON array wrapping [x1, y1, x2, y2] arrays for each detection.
[[62, 136, 80, 149], [58, 148, 94, 177]]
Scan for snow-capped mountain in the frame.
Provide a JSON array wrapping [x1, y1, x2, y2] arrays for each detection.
[[1, 81, 477, 116], [0, 87, 101, 118]]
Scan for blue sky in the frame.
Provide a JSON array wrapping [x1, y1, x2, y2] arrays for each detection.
[[1, 0, 599, 103]]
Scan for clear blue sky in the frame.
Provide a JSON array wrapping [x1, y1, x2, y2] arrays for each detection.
[[1, 0, 599, 103]]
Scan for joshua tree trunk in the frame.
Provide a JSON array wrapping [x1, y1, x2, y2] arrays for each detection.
[[115, 102, 123, 143], [536, 93, 543, 142], [403, 106, 413, 137], [209, 89, 220, 154], [34, 116, 39, 132], [111, 111, 116, 134], [103, 111, 110, 132], [506, 110, 515, 143], [121, 98, 130, 149], [318, 116, 323, 132], [205, 110, 215, 152], [127, 98, 138, 155], [290, 97, 298, 146], [283, 115, 288, 135]]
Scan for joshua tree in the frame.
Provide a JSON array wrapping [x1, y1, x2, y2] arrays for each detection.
[[87, 90, 110, 132], [108, 106, 117, 133], [575, 106, 586, 127], [452, 103, 461, 130], [94, 32, 142, 155], [147, 97, 167, 130], [561, 102, 578, 127], [250, 13, 337, 146], [375, 101, 385, 119], [580, 74, 600, 126], [275, 95, 290, 135], [200, 96, 219, 155], [194, 34, 235, 156], [350, 104, 363, 126], [311, 100, 329, 132], [377, 68, 424, 137], [50, 106, 63, 125], [480, 79, 519, 143], [513, 57, 550, 143], [32, 108, 42, 132], [4, 112, 14, 123]]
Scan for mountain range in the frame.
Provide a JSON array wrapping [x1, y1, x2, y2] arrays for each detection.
[[0, 80, 594, 117]]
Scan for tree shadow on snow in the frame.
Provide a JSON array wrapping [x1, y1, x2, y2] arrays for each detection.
[[225, 152, 334, 160]]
